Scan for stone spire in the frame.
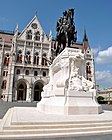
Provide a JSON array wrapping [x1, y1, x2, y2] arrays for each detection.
[[11, 24, 19, 54], [49, 29, 52, 41], [83, 29, 89, 51], [14, 24, 19, 38], [83, 29, 88, 42]]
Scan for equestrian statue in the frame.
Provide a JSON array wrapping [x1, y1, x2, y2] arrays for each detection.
[[56, 8, 77, 54]]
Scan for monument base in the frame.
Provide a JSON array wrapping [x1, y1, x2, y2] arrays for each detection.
[[37, 91, 102, 115], [37, 48, 103, 115]]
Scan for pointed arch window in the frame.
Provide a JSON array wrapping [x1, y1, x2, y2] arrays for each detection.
[[17, 50, 22, 63], [1, 80, 7, 89], [86, 62, 91, 74], [42, 53, 47, 66], [26, 30, 32, 40], [33, 52, 39, 65], [4, 53, 10, 66], [25, 51, 31, 64], [34, 31, 40, 41], [3, 71, 8, 76]]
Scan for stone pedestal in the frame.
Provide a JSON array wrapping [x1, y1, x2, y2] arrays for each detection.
[[37, 47, 103, 115]]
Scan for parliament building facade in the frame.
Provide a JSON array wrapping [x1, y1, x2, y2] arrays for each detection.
[[0, 15, 95, 102]]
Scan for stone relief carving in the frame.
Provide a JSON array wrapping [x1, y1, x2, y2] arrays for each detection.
[[68, 58, 94, 92], [69, 65, 83, 91], [82, 76, 94, 91]]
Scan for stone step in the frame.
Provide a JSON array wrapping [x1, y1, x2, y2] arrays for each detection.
[[1, 125, 112, 135], [3, 121, 112, 130], [1, 129, 112, 139], [1, 107, 112, 139], [11, 119, 112, 125]]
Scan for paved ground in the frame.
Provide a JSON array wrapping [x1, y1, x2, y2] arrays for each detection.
[[0, 102, 112, 140], [0, 101, 37, 119], [0, 102, 111, 119]]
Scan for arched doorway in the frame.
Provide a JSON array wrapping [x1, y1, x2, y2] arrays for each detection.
[[17, 82, 27, 101], [34, 82, 43, 101]]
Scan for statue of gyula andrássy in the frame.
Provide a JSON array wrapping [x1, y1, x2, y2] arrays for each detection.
[[56, 8, 77, 54]]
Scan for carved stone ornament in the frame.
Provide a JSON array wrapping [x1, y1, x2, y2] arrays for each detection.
[[31, 23, 38, 29], [69, 65, 83, 91], [68, 59, 94, 91]]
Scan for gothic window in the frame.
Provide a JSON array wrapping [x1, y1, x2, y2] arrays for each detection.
[[3, 71, 5, 76], [43, 71, 46, 77], [25, 70, 29, 75], [34, 71, 38, 76], [3, 71, 8, 76], [26, 30, 32, 40], [1, 80, 7, 89], [88, 66, 91, 73], [42, 53, 47, 66], [86, 62, 91, 74], [16, 69, 20, 75], [4, 53, 10, 66], [33, 52, 39, 65], [86, 65, 88, 72], [17, 50, 22, 63], [34, 31, 40, 41], [6, 71, 8, 76], [25, 51, 31, 64]]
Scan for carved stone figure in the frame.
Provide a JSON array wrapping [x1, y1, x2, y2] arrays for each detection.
[[69, 66, 83, 91], [68, 58, 94, 92]]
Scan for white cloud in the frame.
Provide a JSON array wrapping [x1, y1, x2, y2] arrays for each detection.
[[96, 70, 112, 80], [92, 48, 99, 55], [92, 45, 101, 56], [95, 70, 112, 88], [95, 46, 112, 64]]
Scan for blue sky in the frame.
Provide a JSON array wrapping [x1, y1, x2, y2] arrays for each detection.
[[0, 0, 112, 89]]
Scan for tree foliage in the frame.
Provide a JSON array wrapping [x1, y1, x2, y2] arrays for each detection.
[[97, 96, 104, 101]]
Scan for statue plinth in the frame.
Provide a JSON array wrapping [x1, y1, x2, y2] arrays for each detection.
[[37, 48, 103, 115]]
